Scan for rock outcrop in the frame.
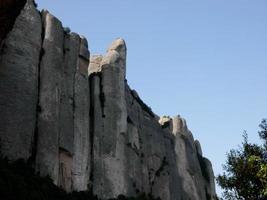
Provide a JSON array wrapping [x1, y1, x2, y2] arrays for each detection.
[[0, 1, 217, 200], [0, 0, 42, 161]]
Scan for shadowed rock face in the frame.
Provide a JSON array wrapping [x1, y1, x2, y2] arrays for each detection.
[[0, 1, 217, 200], [0, 0, 42, 161]]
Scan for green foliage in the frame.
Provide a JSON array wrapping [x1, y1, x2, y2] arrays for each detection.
[[0, 157, 159, 200], [217, 120, 267, 200]]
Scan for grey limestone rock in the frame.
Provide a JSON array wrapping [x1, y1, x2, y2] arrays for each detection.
[[172, 116, 209, 200], [159, 116, 173, 131], [90, 38, 128, 199], [36, 11, 91, 190], [35, 10, 64, 184], [0, 0, 42, 161], [195, 140, 203, 156], [87, 40, 217, 199], [57, 32, 81, 192], [199, 156, 217, 200], [59, 32, 80, 156], [88, 73, 104, 196], [79, 36, 90, 61], [88, 55, 103, 75], [72, 36, 90, 191], [0, 2, 217, 198], [124, 85, 182, 200]]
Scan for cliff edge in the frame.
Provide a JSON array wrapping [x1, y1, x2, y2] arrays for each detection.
[[0, 1, 217, 200]]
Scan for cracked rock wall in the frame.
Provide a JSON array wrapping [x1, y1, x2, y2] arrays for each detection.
[[0, 1, 217, 199], [0, 0, 42, 161]]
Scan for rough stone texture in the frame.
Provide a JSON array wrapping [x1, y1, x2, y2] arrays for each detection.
[[172, 116, 218, 200], [89, 73, 103, 195], [88, 55, 103, 75], [72, 36, 90, 191], [36, 12, 91, 189], [159, 116, 173, 131], [125, 87, 182, 200], [35, 10, 64, 184], [88, 55, 104, 195], [59, 149, 72, 192], [0, 4, 218, 199], [201, 158, 217, 200], [89, 39, 128, 199], [195, 140, 203, 156], [59, 33, 80, 155], [0, 0, 42, 161]]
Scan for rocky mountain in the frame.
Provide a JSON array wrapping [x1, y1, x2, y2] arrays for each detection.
[[0, 0, 217, 199]]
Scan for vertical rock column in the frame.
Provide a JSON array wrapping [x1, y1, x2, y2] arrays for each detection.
[[88, 55, 104, 195], [58, 32, 80, 192], [72, 37, 90, 191], [59, 33, 80, 157], [36, 9, 91, 190], [124, 87, 150, 197], [0, 0, 42, 160], [172, 115, 206, 200], [158, 116, 182, 200], [36, 10, 64, 184], [195, 140, 217, 200], [89, 39, 128, 199]]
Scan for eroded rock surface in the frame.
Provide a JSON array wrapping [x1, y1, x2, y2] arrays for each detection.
[[0, 0, 42, 161], [36, 10, 64, 184], [0, 2, 217, 200], [89, 39, 128, 199]]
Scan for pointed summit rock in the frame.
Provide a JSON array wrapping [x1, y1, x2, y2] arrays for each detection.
[[101, 38, 127, 78], [107, 38, 127, 60]]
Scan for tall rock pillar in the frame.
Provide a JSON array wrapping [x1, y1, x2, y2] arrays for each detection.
[[172, 115, 211, 200], [89, 38, 128, 199], [72, 37, 90, 191], [0, 0, 42, 160], [36, 10, 64, 184]]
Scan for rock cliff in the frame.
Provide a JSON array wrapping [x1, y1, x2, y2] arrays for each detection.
[[0, 1, 217, 199]]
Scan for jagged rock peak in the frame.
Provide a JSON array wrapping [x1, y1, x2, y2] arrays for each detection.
[[79, 36, 90, 60], [172, 115, 188, 135], [159, 116, 173, 130], [107, 38, 127, 60], [194, 140, 203, 156], [41, 10, 64, 45], [159, 116, 172, 125], [101, 38, 127, 67], [26, 0, 36, 8]]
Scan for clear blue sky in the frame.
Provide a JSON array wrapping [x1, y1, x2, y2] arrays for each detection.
[[37, 0, 267, 196]]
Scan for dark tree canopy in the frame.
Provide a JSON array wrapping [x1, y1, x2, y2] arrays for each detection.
[[217, 119, 267, 200]]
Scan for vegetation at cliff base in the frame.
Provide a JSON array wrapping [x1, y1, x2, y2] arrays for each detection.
[[0, 157, 159, 200], [217, 119, 267, 200]]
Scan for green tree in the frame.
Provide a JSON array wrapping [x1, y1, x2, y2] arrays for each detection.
[[217, 120, 267, 200]]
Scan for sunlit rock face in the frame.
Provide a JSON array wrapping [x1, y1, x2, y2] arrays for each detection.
[[0, 1, 217, 199]]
